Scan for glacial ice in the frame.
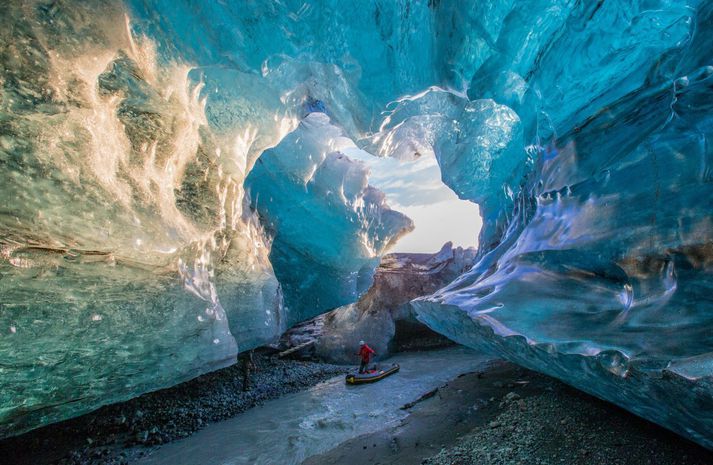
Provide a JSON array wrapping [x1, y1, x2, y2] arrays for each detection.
[[1, 0, 712, 448], [244, 113, 413, 325], [411, 0, 713, 449], [0, 0, 291, 437], [0, 0, 408, 436]]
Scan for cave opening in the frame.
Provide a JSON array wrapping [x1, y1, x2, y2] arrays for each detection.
[[341, 145, 482, 254]]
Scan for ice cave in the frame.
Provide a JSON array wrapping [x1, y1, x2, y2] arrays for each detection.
[[0, 0, 712, 464]]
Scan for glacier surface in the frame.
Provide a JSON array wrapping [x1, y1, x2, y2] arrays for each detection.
[[0, 0, 712, 448]]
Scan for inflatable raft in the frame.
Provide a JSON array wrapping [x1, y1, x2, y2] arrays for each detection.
[[345, 364, 400, 385]]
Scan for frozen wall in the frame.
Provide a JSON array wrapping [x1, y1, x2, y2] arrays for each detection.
[[411, 0, 713, 449]]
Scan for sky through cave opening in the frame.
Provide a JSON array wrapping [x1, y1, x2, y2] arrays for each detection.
[[342, 146, 482, 253]]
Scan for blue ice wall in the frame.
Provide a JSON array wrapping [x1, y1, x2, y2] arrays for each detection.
[[244, 113, 412, 325], [411, 0, 713, 449]]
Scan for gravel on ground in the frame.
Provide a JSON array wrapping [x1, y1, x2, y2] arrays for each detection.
[[304, 361, 713, 465], [0, 350, 349, 465]]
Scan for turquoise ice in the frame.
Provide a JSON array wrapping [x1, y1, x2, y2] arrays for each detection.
[[244, 113, 412, 325]]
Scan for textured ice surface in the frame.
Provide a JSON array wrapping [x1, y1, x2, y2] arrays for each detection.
[[2, 0, 713, 446], [0, 0, 412, 436], [411, 0, 713, 449], [0, 0, 289, 437], [245, 113, 412, 324]]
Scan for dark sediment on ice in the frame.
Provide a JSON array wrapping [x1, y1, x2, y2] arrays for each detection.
[[304, 360, 713, 465], [280, 243, 475, 364], [0, 350, 348, 465]]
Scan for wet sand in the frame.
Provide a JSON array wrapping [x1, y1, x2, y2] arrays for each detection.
[[304, 360, 713, 465]]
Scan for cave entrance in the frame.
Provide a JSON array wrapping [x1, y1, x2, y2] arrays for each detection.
[[342, 146, 482, 253]]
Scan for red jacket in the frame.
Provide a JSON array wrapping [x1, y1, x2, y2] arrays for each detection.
[[358, 344, 375, 362]]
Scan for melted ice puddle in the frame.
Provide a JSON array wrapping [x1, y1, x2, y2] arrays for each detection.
[[135, 347, 491, 465]]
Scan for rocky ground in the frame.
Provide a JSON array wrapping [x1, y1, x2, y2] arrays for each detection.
[[304, 360, 713, 465], [0, 350, 348, 465], [4, 351, 711, 465]]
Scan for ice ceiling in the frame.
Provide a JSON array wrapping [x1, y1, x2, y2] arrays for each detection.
[[0, 0, 711, 447]]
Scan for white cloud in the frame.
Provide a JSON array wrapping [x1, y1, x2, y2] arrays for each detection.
[[342, 147, 481, 253]]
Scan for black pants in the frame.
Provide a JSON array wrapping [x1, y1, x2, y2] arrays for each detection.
[[359, 360, 369, 373]]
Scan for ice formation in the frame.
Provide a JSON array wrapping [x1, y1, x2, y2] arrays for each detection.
[[1, 0, 712, 448], [245, 113, 412, 324], [411, 0, 713, 449], [0, 0, 412, 436]]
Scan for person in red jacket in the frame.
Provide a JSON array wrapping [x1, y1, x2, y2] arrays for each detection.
[[357, 340, 375, 374]]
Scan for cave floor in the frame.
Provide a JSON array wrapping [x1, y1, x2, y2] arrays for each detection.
[[3, 353, 711, 465], [0, 351, 349, 465], [304, 360, 713, 465], [134, 347, 491, 465]]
